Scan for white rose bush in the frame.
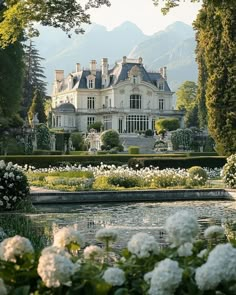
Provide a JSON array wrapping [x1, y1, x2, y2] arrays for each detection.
[[0, 160, 30, 211], [0, 211, 235, 294]]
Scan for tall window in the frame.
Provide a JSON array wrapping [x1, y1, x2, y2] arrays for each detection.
[[152, 118, 156, 131], [87, 117, 95, 129], [118, 118, 123, 133], [88, 79, 94, 89], [130, 94, 141, 109], [159, 99, 164, 110], [103, 116, 112, 130], [157, 81, 164, 91], [126, 115, 148, 133], [87, 97, 95, 109]]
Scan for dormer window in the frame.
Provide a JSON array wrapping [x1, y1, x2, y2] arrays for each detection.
[[87, 74, 95, 89], [133, 75, 138, 84], [157, 81, 164, 91]]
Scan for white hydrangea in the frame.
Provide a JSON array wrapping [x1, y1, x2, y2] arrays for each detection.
[[0, 235, 34, 262], [127, 232, 159, 258], [0, 278, 7, 295], [148, 258, 183, 295], [165, 211, 199, 247], [84, 245, 103, 260], [195, 243, 236, 290], [53, 227, 84, 249], [197, 249, 208, 259], [37, 253, 75, 288], [95, 228, 118, 243], [177, 242, 193, 257], [41, 245, 71, 258], [204, 225, 224, 239], [103, 267, 125, 286]]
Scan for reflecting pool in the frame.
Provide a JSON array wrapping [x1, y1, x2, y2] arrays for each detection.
[[27, 200, 236, 248]]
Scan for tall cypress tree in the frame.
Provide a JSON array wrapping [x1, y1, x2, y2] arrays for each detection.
[[194, 1, 236, 155], [28, 89, 47, 125], [21, 40, 47, 119]]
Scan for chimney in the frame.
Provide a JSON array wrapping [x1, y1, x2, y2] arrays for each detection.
[[122, 56, 127, 64], [160, 67, 167, 80], [55, 70, 64, 81], [90, 60, 97, 75], [138, 57, 143, 64], [101, 58, 109, 76], [76, 63, 81, 72]]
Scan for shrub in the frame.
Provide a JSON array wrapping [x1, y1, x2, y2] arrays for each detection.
[[171, 128, 194, 150], [155, 118, 180, 133], [70, 132, 85, 151], [221, 154, 236, 188], [36, 124, 51, 150], [0, 160, 30, 211], [107, 175, 142, 188], [128, 146, 139, 154], [188, 166, 208, 186], [101, 130, 120, 149], [145, 129, 154, 137]]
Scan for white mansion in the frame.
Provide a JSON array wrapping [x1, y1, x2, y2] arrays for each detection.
[[51, 56, 184, 133]]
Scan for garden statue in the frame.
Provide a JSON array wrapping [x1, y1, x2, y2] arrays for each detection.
[[50, 133, 56, 151], [86, 129, 101, 153]]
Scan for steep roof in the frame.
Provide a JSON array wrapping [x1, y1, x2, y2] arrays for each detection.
[[55, 103, 76, 112]]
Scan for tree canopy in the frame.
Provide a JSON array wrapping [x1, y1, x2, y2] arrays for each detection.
[[176, 81, 199, 128], [0, 0, 111, 47]]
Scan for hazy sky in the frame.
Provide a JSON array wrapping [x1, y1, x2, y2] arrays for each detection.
[[88, 0, 203, 35]]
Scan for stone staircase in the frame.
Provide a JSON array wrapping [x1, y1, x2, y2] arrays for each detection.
[[120, 134, 157, 154]]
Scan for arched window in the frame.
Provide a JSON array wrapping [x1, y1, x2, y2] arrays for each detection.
[[130, 94, 141, 109]]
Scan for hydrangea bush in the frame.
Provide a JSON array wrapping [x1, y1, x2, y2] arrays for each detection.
[[0, 211, 235, 294], [0, 160, 30, 211], [221, 153, 236, 188]]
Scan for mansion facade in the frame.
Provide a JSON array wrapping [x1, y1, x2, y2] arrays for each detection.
[[51, 56, 184, 133]]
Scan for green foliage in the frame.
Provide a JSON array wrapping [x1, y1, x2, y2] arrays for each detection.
[[0, 0, 111, 47], [221, 154, 236, 188], [0, 160, 30, 211], [0, 42, 24, 121], [144, 129, 154, 137], [101, 129, 120, 149], [36, 124, 50, 150], [21, 41, 47, 119], [128, 156, 226, 170], [128, 146, 140, 154], [155, 118, 180, 133], [193, 2, 236, 155], [171, 128, 193, 150], [107, 175, 142, 188], [28, 89, 47, 124], [88, 121, 103, 132], [71, 132, 85, 151], [188, 166, 208, 186]]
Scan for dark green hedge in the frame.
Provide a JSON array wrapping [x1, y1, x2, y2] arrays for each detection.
[[0, 154, 187, 168], [128, 156, 226, 169]]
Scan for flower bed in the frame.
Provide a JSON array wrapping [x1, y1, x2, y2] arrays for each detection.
[[0, 211, 235, 294]]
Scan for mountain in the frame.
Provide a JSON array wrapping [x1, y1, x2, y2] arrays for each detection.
[[34, 21, 147, 93], [128, 21, 198, 91], [34, 21, 197, 95]]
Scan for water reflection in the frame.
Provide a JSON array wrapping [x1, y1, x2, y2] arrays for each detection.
[[27, 200, 236, 248]]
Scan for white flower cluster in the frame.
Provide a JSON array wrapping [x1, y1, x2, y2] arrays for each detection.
[[41, 245, 71, 258], [103, 267, 125, 286], [84, 245, 103, 260], [0, 278, 7, 295], [127, 232, 159, 258], [177, 242, 193, 257], [53, 226, 84, 249], [37, 252, 75, 288], [165, 210, 199, 247], [195, 243, 236, 290], [95, 228, 118, 243], [204, 225, 224, 239], [0, 235, 34, 262], [147, 258, 183, 295]]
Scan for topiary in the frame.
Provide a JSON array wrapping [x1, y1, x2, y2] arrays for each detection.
[[0, 160, 30, 211], [221, 154, 236, 188], [188, 166, 208, 186]]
